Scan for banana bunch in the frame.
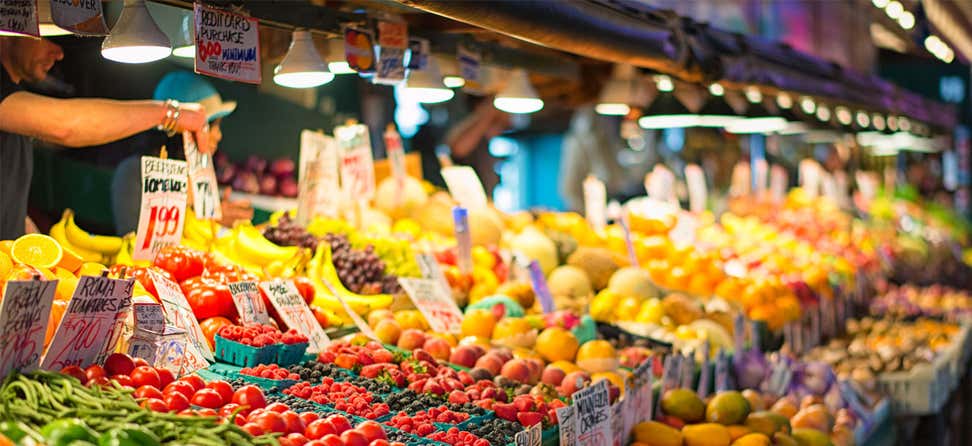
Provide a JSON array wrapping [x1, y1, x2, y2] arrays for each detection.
[[182, 208, 220, 251], [212, 223, 302, 276], [49, 210, 121, 265], [307, 244, 394, 318], [111, 233, 146, 266]]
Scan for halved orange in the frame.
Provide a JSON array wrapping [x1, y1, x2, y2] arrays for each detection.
[[10, 234, 63, 270], [0, 240, 12, 255], [56, 246, 84, 273]]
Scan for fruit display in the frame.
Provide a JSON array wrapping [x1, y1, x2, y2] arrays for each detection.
[[216, 153, 299, 198], [868, 283, 972, 321]]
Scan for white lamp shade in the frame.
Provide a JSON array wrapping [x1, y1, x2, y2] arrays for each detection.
[[638, 114, 701, 129], [171, 14, 194, 58], [326, 38, 356, 74], [403, 57, 454, 103], [101, 0, 171, 64], [596, 64, 641, 115], [494, 69, 543, 114], [274, 30, 333, 88]]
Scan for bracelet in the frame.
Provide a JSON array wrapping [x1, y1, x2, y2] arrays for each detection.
[[157, 99, 181, 136]]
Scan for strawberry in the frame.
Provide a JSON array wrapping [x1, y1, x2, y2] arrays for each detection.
[[513, 395, 535, 412], [457, 371, 474, 387], [360, 364, 386, 379], [412, 349, 435, 364], [447, 390, 469, 405], [548, 409, 559, 425], [423, 380, 445, 396], [474, 399, 494, 410], [357, 351, 375, 366], [517, 411, 544, 427], [549, 398, 567, 409], [371, 349, 394, 364], [492, 403, 517, 421]]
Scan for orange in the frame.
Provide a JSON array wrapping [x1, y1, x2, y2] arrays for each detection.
[[576, 339, 619, 372], [56, 246, 84, 273], [45, 299, 68, 348], [460, 308, 496, 338], [11, 234, 62, 270], [53, 267, 79, 301], [535, 327, 579, 362], [0, 240, 12, 255], [0, 252, 11, 279]]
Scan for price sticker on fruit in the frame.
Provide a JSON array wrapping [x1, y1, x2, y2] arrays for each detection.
[[227, 281, 269, 326], [0, 279, 56, 379], [134, 156, 188, 261], [193, 3, 261, 84], [260, 279, 330, 353], [41, 276, 134, 371], [398, 277, 463, 334], [184, 132, 222, 221]]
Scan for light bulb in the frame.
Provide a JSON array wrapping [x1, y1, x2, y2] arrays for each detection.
[[655, 75, 674, 92], [443, 76, 465, 88], [404, 57, 454, 104], [274, 30, 333, 88], [709, 83, 725, 96], [776, 94, 793, 109], [326, 39, 356, 74], [885, 1, 904, 19], [101, 0, 171, 64], [494, 69, 543, 114], [800, 96, 816, 114], [898, 11, 915, 29]]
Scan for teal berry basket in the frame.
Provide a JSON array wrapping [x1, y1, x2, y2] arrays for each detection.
[[276, 342, 309, 366], [214, 335, 280, 367]]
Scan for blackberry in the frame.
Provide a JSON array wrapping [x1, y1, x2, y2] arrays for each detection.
[[465, 418, 521, 446]]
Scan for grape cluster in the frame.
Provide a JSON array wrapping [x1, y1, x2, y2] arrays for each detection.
[[326, 233, 400, 294], [464, 418, 522, 446], [264, 213, 318, 250]]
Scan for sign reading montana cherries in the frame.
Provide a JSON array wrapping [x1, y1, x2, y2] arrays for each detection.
[[194, 3, 261, 84]]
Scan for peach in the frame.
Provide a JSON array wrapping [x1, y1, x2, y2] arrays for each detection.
[[791, 404, 834, 432], [373, 319, 402, 345], [524, 358, 543, 384], [449, 345, 485, 368], [492, 348, 514, 363], [397, 328, 427, 350], [423, 337, 452, 361], [500, 358, 533, 384], [475, 354, 505, 376], [541, 365, 567, 386], [368, 309, 394, 328], [559, 371, 591, 396]]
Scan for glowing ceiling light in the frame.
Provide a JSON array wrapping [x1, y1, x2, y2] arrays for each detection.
[[709, 83, 725, 96], [856, 111, 870, 128], [403, 56, 455, 104], [101, 0, 171, 64], [815, 104, 831, 122], [885, 1, 904, 19], [274, 30, 334, 88], [898, 11, 915, 30], [800, 96, 816, 115], [493, 69, 544, 114], [745, 86, 763, 104], [776, 94, 793, 109], [655, 75, 674, 92]]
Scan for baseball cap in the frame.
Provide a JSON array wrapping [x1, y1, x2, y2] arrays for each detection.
[[153, 71, 237, 122]]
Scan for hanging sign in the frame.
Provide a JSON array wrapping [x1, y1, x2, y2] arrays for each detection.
[[50, 0, 108, 35], [296, 130, 339, 225], [260, 279, 330, 353], [193, 3, 261, 84], [527, 260, 555, 314], [184, 132, 221, 221], [441, 165, 489, 210], [345, 26, 375, 73], [398, 277, 463, 334], [770, 164, 787, 202], [0, 0, 38, 37], [583, 175, 607, 233], [406, 37, 428, 70], [457, 44, 481, 93], [384, 124, 407, 208], [227, 281, 269, 326], [0, 279, 55, 378], [373, 18, 407, 84], [684, 164, 707, 213], [134, 156, 188, 261], [150, 271, 212, 372], [335, 123, 377, 203], [573, 380, 612, 446], [42, 276, 133, 370]]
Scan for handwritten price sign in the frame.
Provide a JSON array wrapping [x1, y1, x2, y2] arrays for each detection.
[[151, 271, 212, 373], [335, 123, 376, 202], [573, 380, 612, 446], [0, 280, 56, 379], [260, 280, 329, 353], [0, 0, 39, 37], [296, 130, 340, 224], [41, 276, 133, 370], [514, 421, 542, 446], [193, 3, 261, 84], [398, 277, 463, 334], [227, 281, 269, 326], [184, 132, 222, 220], [134, 156, 187, 261]]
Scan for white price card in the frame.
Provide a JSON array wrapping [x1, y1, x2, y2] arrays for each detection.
[[684, 164, 707, 213], [753, 159, 768, 194], [799, 159, 821, 197], [441, 166, 489, 211], [296, 130, 340, 224], [260, 279, 330, 353], [557, 406, 575, 446], [193, 3, 261, 84], [134, 156, 188, 261], [730, 162, 751, 197], [335, 123, 377, 202], [184, 132, 222, 221], [398, 277, 463, 334], [646, 165, 676, 204], [415, 252, 453, 301], [150, 270, 213, 373], [582, 175, 607, 233], [384, 125, 407, 208], [319, 278, 378, 342], [573, 380, 612, 446], [373, 19, 407, 85], [50, 0, 107, 35], [133, 302, 165, 333], [42, 276, 134, 370], [0, 279, 55, 378], [227, 281, 269, 326], [0, 0, 38, 36], [514, 421, 542, 446], [770, 164, 788, 202]]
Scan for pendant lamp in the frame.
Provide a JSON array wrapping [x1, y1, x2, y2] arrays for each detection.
[[274, 30, 334, 88], [101, 0, 171, 64]]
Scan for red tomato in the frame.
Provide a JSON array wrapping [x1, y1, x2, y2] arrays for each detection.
[[305, 419, 336, 440], [164, 381, 195, 399], [298, 412, 319, 427], [282, 411, 305, 434], [134, 385, 164, 400], [86, 377, 110, 387], [340, 430, 369, 446], [154, 245, 204, 282], [179, 374, 206, 392], [265, 402, 290, 414], [325, 415, 351, 435], [84, 365, 107, 382], [199, 317, 233, 349], [164, 391, 190, 412], [369, 440, 390, 446], [292, 277, 315, 304], [355, 421, 386, 442], [140, 398, 169, 412], [129, 366, 161, 389], [250, 411, 287, 434], [232, 385, 267, 410], [187, 284, 236, 320], [104, 353, 135, 376], [319, 435, 344, 446], [206, 380, 234, 404], [311, 306, 330, 329], [191, 388, 224, 409], [132, 357, 150, 368], [157, 368, 175, 388], [242, 423, 265, 437], [178, 409, 197, 416], [111, 265, 173, 300], [60, 366, 87, 384], [110, 374, 134, 388], [196, 408, 218, 417], [280, 433, 308, 446]]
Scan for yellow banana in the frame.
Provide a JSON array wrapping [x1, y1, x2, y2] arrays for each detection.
[[183, 208, 216, 243], [50, 216, 104, 263], [214, 232, 265, 275], [308, 244, 394, 315], [234, 223, 299, 266], [63, 210, 123, 255]]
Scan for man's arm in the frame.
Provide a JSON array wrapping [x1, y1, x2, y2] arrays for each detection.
[[0, 91, 211, 151]]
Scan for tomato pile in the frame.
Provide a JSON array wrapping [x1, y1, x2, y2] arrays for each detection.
[[219, 324, 309, 347], [241, 364, 301, 380]]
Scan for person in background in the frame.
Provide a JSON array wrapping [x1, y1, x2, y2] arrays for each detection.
[[0, 35, 212, 239], [111, 71, 253, 235]]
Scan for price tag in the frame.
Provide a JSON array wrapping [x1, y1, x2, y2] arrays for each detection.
[[227, 281, 269, 326], [398, 277, 463, 334], [377, 18, 407, 48], [729, 162, 751, 197], [193, 3, 261, 84], [50, 0, 108, 35], [611, 400, 626, 446], [680, 352, 695, 390], [415, 252, 452, 300], [42, 276, 134, 370], [684, 164, 707, 213], [156, 326, 189, 376], [527, 260, 555, 314], [384, 125, 407, 208], [607, 201, 638, 268], [406, 37, 428, 70], [150, 271, 212, 373], [770, 164, 788, 202], [714, 349, 730, 392], [0, 0, 38, 36], [134, 156, 188, 261], [441, 166, 489, 210], [799, 159, 820, 197], [260, 279, 330, 353], [319, 278, 378, 341], [375, 46, 405, 85], [296, 130, 340, 224], [453, 207, 473, 274], [646, 166, 676, 204], [184, 132, 222, 220], [583, 175, 607, 233], [573, 380, 612, 446], [0, 279, 55, 378], [661, 355, 680, 395], [335, 123, 377, 202], [344, 26, 375, 73], [697, 342, 711, 399], [556, 406, 575, 446], [753, 159, 768, 194], [514, 421, 542, 446], [133, 302, 166, 333]]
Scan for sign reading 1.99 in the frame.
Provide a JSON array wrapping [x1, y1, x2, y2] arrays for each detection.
[[134, 156, 188, 261]]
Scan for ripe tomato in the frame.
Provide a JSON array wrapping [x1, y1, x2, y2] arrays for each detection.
[[156, 368, 175, 388], [340, 430, 368, 446], [305, 419, 336, 440], [232, 385, 267, 410], [250, 411, 286, 434], [117, 266, 174, 300], [199, 317, 233, 349], [179, 374, 206, 392], [103, 353, 135, 376], [153, 245, 204, 282], [298, 412, 319, 427], [311, 306, 330, 329], [132, 357, 150, 368], [86, 377, 110, 387], [110, 374, 134, 388], [140, 398, 168, 412], [242, 423, 265, 437], [282, 411, 305, 434], [325, 415, 351, 435], [265, 402, 290, 414], [164, 391, 190, 412], [292, 277, 315, 304], [60, 366, 87, 384], [164, 381, 195, 399], [84, 365, 107, 382], [190, 388, 224, 409], [280, 433, 308, 446], [196, 408, 218, 417], [186, 283, 236, 320], [129, 366, 161, 389], [134, 385, 164, 400], [355, 421, 386, 442], [319, 435, 344, 446], [206, 380, 234, 404]]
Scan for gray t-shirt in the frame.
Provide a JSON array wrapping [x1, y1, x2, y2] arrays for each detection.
[[0, 65, 32, 239]]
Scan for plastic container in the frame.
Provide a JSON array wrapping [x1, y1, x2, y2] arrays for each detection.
[[276, 342, 309, 366], [877, 349, 954, 415], [214, 335, 279, 367]]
